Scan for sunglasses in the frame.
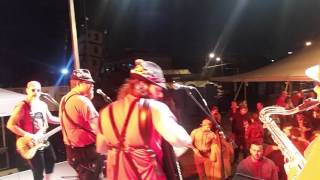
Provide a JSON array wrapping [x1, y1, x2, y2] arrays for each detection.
[[80, 81, 94, 85], [31, 89, 41, 92]]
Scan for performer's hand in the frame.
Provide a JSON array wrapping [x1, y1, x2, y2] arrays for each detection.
[[272, 145, 279, 150], [28, 132, 45, 142], [173, 146, 189, 157], [193, 148, 203, 158], [284, 162, 299, 180], [24, 132, 34, 139]]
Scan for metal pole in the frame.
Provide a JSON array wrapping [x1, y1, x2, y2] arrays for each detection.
[[1, 117, 9, 169], [68, 0, 80, 69]]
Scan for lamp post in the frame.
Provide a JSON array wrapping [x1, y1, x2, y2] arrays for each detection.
[[68, 0, 80, 70], [216, 57, 223, 74]]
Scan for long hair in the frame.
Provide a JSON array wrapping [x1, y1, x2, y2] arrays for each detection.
[[117, 78, 149, 100]]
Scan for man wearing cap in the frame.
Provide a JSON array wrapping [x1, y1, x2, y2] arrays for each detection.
[[59, 69, 102, 180], [7, 81, 60, 180], [96, 59, 193, 180]]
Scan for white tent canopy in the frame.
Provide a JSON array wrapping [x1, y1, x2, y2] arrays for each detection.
[[0, 88, 26, 117], [210, 40, 320, 82]]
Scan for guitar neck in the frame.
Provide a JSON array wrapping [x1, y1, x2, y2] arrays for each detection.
[[44, 126, 62, 139]]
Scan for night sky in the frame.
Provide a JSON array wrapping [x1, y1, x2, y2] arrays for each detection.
[[1, 0, 320, 87]]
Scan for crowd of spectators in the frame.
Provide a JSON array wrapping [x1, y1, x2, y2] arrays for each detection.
[[190, 89, 320, 180]]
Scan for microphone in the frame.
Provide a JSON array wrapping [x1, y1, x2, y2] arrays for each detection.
[[96, 89, 112, 103], [40, 92, 50, 96], [172, 83, 195, 90], [40, 92, 59, 106], [301, 88, 314, 93]]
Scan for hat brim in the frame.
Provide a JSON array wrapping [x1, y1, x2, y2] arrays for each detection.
[[131, 74, 167, 89], [71, 77, 95, 83]]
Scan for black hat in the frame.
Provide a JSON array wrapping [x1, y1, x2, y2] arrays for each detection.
[[130, 59, 166, 89], [71, 69, 95, 83]]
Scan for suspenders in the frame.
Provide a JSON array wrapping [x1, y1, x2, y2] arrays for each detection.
[[108, 98, 139, 179], [107, 98, 151, 180]]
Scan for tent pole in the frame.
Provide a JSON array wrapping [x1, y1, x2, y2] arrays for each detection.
[[284, 81, 289, 92], [1, 117, 9, 169], [234, 82, 243, 101], [244, 82, 248, 103]]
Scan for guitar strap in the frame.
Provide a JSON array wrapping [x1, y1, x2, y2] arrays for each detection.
[[139, 99, 182, 180], [22, 100, 36, 134], [138, 99, 152, 144]]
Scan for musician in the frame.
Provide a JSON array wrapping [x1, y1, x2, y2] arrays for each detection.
[[190, 119, 217, 180], [59, 69, 103, 180], [96, 59, 193, 179], [6, 81, 60, 180]]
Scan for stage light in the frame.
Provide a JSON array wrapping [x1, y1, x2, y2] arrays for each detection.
[[60, 68, 69, 75], [305, 41, 312, 46], [209, 53, 215, 59]]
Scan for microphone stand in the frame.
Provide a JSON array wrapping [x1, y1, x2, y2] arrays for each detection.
[[184, 88, 226, 179]]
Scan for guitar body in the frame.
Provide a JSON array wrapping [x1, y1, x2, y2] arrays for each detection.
[[16, 136, 50, 159], [16, 126, 61, 160]]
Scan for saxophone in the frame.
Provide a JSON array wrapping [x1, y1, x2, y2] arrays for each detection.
[[259, 98, 319, 179]]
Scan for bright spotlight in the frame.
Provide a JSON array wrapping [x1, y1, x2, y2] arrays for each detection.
[[209, 53, 215, 59], [216, 57, 221, 62], [60, 68, 69, 75], [288, 51, 293, 55], [305, 41, 312, 46]]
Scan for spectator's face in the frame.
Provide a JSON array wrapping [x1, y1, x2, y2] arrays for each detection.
[[250, 144, 264, 161], [282, 91, 288, 97], [201, 124, 212, 131], [296, 114, 304, 122], [240, 107, 248, 115], [256, 102, 263, 111], [283, 126, 292, 136], [231, 101, 238, 109], [211, 108, 218, 115]]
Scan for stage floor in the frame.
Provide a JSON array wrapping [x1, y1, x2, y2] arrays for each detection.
[[0, 161, 77, 180]]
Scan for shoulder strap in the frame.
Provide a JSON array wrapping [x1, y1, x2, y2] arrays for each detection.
[[62, 94, 95, 134], [138, 99, 152, 144], [60, 94, 95, 145], [109, 99, 138, 146], [60, 95, 72, 145], [108, 98, 141, 179], [22, 100, 36, 133]]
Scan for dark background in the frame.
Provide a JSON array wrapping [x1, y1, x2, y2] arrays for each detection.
[[1, 0, 320, 87]]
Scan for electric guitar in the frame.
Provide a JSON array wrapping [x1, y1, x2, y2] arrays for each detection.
[[16, 126, 62, 159]]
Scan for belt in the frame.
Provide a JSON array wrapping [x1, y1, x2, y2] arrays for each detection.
[[107, 144, 151, 152], [67, 143, 95, 149]]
